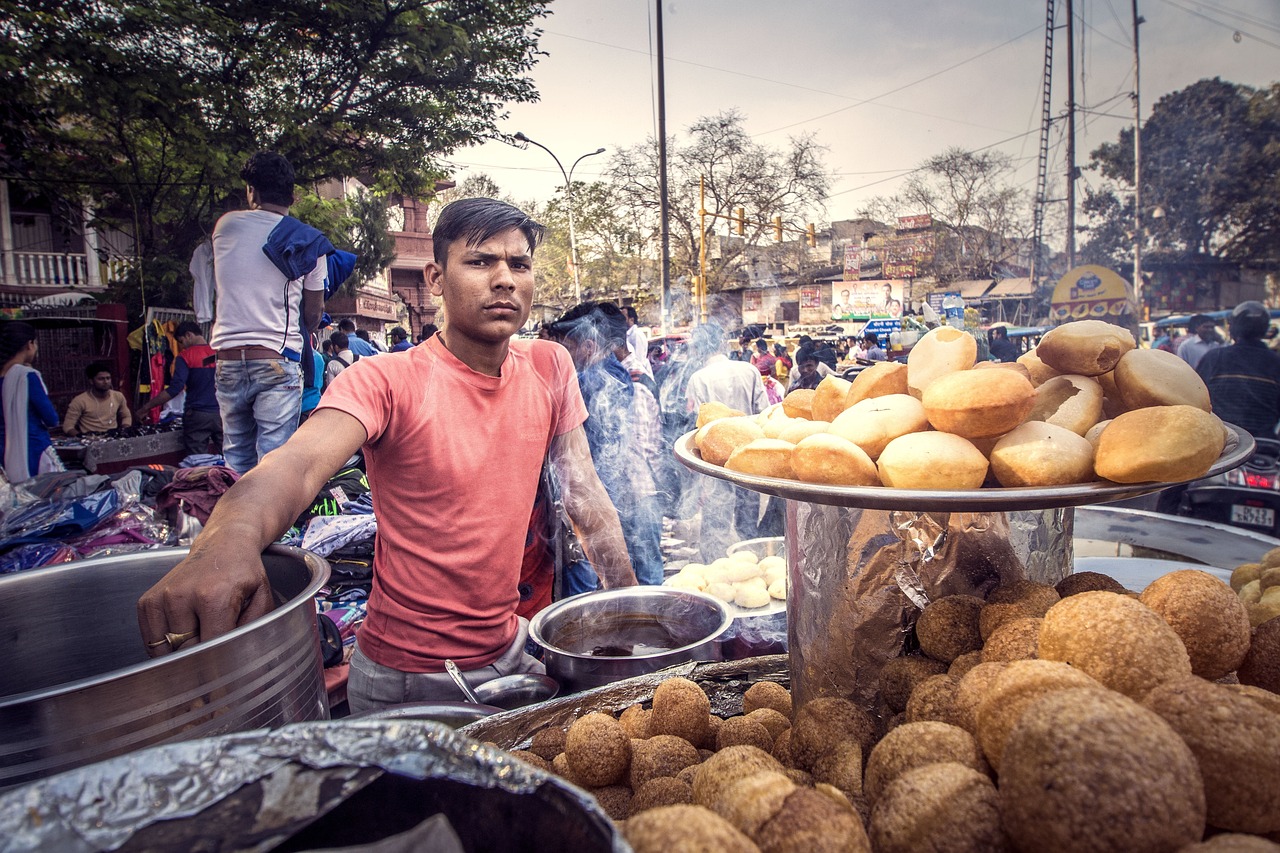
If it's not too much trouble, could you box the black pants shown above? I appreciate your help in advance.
[183,408,224,456]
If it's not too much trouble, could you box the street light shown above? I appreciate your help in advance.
[513,132,606,303]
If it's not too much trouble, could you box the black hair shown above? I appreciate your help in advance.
[419,323,438,341]
[798,353,819,365]
[1188,314,1215,329]
[174,321,202,338]
[0,321,37,365]
[756,338,768,351]
[240,151,296,207]
[389,327,408,340]
[689,321,725,362]
[355,329,370,341]
[623,306,639,323]
[85,360,113,381]
[337,318,356,332]
[1231,313,1269,341]
[329,331,349,349]
[549,301,628,349]
[863,332,879,346]
[432,198,544,267]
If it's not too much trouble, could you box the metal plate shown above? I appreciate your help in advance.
[674,424,1255,511]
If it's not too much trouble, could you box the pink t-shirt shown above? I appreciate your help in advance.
[317,336,587,672]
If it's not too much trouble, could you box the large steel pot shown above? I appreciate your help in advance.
[0,545,329,789]
[530,587,732,693]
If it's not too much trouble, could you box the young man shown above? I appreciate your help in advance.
[324,331,356,387]
[63,361,131,436]
[388,327,412,352]
[137,198,636,711]
[622,306,652,378]
[1177,314,1223,371]
[1197,301,1280,438]
[134,322,222,455]
[339,318,378,358]
[790,353,822,390]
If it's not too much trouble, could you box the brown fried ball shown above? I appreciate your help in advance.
[743,681,793,717]
[1232,563,1265,593]
[619,704,653,739]
[915,595,985,663]
[509,749,552,772]
[702,714,723,750]
[1225,682,1280,715]
[676,764,700,787]
[864,721,988,804]
[1140,569,1252,680]
[713,771,797,837]
[529,725,568,760]
[650,677,712,746]
[1143,676,1280,834]
[1238,616,1280,693]
[904,673,960,725]
[592,784,634,821]
[631,777,694,813]
[974,659,1098,771]
[987,579,1060,616]
[692,745,785,809]
[1179,834,1280,852]
[718,716,775,753]
[1038,590,1192,699]
[811,739,864,798]
[978,601,1035,641]
[869,762,1004,853]
[879,655,948,713]
[1262,567,1280,592]
[565,712,632,787]
[789,697,876,771]
[629,734,701,790]
[771,728,795,767]
[948,650,984,679]
[1000,687,1205,853]
[754,787,872,853]
[980,617,1042,663]
[1055,570,1129,597]
[1264,547,1280,568]
[745,707,791,741]
[950,662,1007,736]
[624,804,760,853]
[552,752,584,786]
[783,768,813,787]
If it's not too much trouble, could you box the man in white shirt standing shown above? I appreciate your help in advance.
[209,152,325,474]
[1177,314,1223,371]
[623,306,653,378]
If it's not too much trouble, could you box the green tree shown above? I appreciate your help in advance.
[0,0,548,318]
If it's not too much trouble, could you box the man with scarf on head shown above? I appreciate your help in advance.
[547,302,663,587]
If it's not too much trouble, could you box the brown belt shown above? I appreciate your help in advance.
[216,346,285,361]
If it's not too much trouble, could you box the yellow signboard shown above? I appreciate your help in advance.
[1050,265,1136,322]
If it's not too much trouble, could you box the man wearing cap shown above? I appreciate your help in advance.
[388,327,412,352]
[1197,302,1280,438]
[1177,314,1223,371]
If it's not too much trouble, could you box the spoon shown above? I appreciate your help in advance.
[444,659,482,704]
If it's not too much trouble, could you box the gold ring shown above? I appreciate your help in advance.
[145,637,170,649]
[165,630,197,648]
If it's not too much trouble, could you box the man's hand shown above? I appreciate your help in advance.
[549,426,638,589]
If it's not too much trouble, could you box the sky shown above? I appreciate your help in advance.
[449,0,1278,235]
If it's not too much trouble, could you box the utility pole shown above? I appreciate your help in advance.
[1066,0,1077,270]
[656,0,672,333]
[1132,0,1145,318]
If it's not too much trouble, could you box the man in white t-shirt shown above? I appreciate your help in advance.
[209,152,325,473]
[623,306,653,378]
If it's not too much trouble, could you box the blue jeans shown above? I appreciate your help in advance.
[215,359,302,474]
[623,493,665,585]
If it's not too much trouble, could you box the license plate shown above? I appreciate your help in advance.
[1231,504,1275,528]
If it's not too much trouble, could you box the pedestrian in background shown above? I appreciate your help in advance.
[63,360,131,436]
[134,322,221,455]
[1177,314,1223,371]
[388,327,412,352]
[1197,302,1280,438]
[339,318,378,358]
[0,322,61,482]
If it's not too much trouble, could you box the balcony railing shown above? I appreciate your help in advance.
[1,251,132,290]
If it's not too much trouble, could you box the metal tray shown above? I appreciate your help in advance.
[674,423,1254,511]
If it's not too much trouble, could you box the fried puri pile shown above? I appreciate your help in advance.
[692,320,1232,491]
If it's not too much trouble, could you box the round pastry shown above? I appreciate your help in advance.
[1017,349,1060,386]
[1113,347,1213,411]
[1095,370,1129,418]
[1094,405,1226,484]
[921,368,1036,439]
[791,433,880,486]
[829,394,929,460]
[989,421,1096,487]
[781,389,816,419]
[845,361,909,405]
[696,400,745,428]
[1026,374,1105,435]
[725,438,797,479]
[907,326,978,399]
[877,431,989,490]
[974,360,1034,382]
[1083,418,1111,450]
[697,416,765,466]
[775,419,830,445]
[1035,320,1136,376]
[811,376,854,423]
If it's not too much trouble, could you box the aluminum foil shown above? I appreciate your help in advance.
[788,504,1072,712]
[0,719,625,853]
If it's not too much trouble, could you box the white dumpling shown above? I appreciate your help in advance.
[705,582,737,602]
[735,581,772,609]
[768,578,788,600]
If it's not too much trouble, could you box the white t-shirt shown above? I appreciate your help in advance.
[686,354,767,416]
[209,210,325,355]
[627,324,653,378]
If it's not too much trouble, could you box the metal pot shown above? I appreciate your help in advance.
[474,674,560,710]
[529,587,732,693]
[0,545,329,789]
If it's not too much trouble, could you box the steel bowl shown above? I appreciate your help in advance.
[473,674,561,710]
[345,702,504,727]
[529,587,733,693]
[723,537,789,658]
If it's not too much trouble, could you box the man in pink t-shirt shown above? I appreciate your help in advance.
[138,198,637,710]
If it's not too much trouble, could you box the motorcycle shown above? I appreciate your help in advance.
[1177,436,1280,538]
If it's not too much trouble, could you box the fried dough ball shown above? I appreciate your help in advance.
[714,771,797,837]
[1056,570,1128,597]
[782,389,816,420]
[565,712,632,787]
[789,697,877,770]
[629,734,701,790]
[693,745,785,809]
[915,595,985,663]
[1264,547,1280,568]
[1238,616,1280,693]
[743,680,793,717]
[754,787,872,853]
[552,751,584,786]
[811,739,864,799]
[1225,682,1280,715]
[868,762,1004,853]
[624,804,760,853]
[999,687,1206,853]
[783,768,813,787]
[1263,566,1280,592]
[974,659,1098,771]
[978,601,1035,640]
[745,708,791,741]
[846,361,909,405]
[699,417,766,466]
[1035,319,1136,376]
[1179,836,1280,852]
[509,749,552,772]
[529,726,568,760]
[948,650,984,679]
[1095,405,1227,484]
[864,721,987,804]
[812,376,854,423]
[1231,563,1264,592]
[697,401,745,428]
[619,704,653,739]
[1250,594,1280,627]
[950,662,1007,736]
[1037,590,1192,699]
[987,578,1060,615]
[1140,569,1252,680]
[651,677,712,746]
[631,777,694,813]
[592,784,634,821]
[980,617,1042,663]
[771,728,795,767]
[676,764,700,787]
[905,674,960,725]
[879,654,949,714]
[718,716,776,753]
[1144,676,1280,833]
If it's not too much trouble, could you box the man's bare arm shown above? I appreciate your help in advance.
[303,288,324,334]
[549,426,637,589]
[136,408,367,654]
